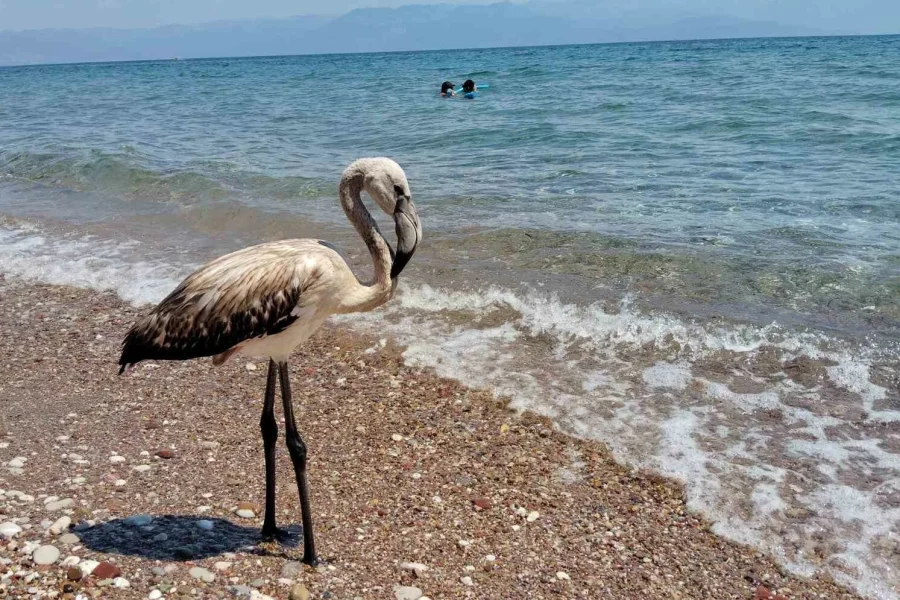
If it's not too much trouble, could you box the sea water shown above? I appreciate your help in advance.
[1,35,899,598]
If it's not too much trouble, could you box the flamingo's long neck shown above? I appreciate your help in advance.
[337,172,394,313]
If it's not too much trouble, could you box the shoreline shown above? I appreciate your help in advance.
[0,276,862,599]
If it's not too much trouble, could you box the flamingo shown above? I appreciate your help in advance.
[117,157,422,565]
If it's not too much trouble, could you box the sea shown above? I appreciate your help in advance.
[1,35,898,599]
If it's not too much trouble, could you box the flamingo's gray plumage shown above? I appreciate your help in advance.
[118,157,421,564]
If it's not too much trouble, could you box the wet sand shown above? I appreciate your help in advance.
[0,277,861,600]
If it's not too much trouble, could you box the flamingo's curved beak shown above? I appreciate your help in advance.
[390,194,421,279]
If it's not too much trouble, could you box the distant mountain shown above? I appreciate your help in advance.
[0,2,833,66]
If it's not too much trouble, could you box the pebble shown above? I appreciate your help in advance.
[229,585,253,597]
[92,562,122,579]
[213,561,232,572]
[289,584,310,600]
[471,497,493,510]
[50,516,72,534]
[7,458,25,468]
[393,585,423,600]
[79,559,100,576]
[196,519,215,531]
[0,522,22,539]
[59,533,80,545]
[133,465,152,473]
[235,503,257,519]
[281,561,302,579]
[245,363,258,371]
[112,577,130,588]
[249,578,266,588]
[109,455,127,463]
[189,566,215,583]
[399,562,428,577]
[33,545,61,565]
[45,498,74,511]
[148,591,163,600]
[526,510,540,522]
[391,434,404,442]
[67,566,83,581]
[556,571,571,581]
[151,567,167,577]
[156,449,175,459]
[124,514,154,527]
[62,556,81,566]
[114,479,127,486]
[153,533,168,542]
[460,576,474,586]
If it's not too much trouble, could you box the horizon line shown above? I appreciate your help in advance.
[2,32,898,70]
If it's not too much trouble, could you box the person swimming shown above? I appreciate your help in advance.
[440,81,456,97]
[462,79,476,94]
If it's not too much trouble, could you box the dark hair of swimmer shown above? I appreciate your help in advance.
[462,80,476,93]
[441,81,455,95]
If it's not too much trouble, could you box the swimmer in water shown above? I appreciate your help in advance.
[440,81,456,97]
[462,79,476,94]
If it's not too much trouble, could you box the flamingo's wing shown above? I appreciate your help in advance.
[118,242,323,372]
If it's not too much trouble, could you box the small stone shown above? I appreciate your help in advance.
[133,465,152,473]
[113,577,131,588]
[0,522,22,539]
[151,567,167,577]
[79,559,100,576]
[391,434,404,442]
[460,576,474,586]
[153,532,168,542]
[556,571,571,581]
[245,363,258,371]
[33,545,61,565]
[526,510,540,522]
[230,585,253,597]
[189,566,215,582]
[50,516,72,535]
[156,449,175,459]
[124,514,153,527]
[457,539,471,548]
[67,566,83,581]
[214,561,232,572]
[149,590,163,600]
[471,497,492,510]
[235,503,257,519]
[281,561,302,579]
[114,479,127,487]
[45,498,74,511]
[399,562,428,577]
[196,519,215,531]
[249,578,266,588]
[109,455,127,463]
[289,583,310,600]
[7,458,25,468]
[93,562,122,579]
[393,585,423,600]
[62,556,81,566]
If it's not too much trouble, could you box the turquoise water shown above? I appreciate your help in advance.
[1,36,899,598]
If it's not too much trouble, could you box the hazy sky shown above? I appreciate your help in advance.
[1,0,898,32]
[0,0,487,30]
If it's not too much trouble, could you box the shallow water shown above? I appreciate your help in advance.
[1,36,899,598]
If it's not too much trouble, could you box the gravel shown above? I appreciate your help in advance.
[0,280,866,600]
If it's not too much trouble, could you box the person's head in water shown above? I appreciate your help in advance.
[441,81,456,96]
[462,80,476,93]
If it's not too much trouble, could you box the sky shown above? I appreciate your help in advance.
[0,0,489,30]
[0,0,897,32]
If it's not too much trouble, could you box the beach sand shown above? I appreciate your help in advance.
[0,276,861,600]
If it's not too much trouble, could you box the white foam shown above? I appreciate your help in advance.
[0,224,187,306]
[642,362,692,390]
